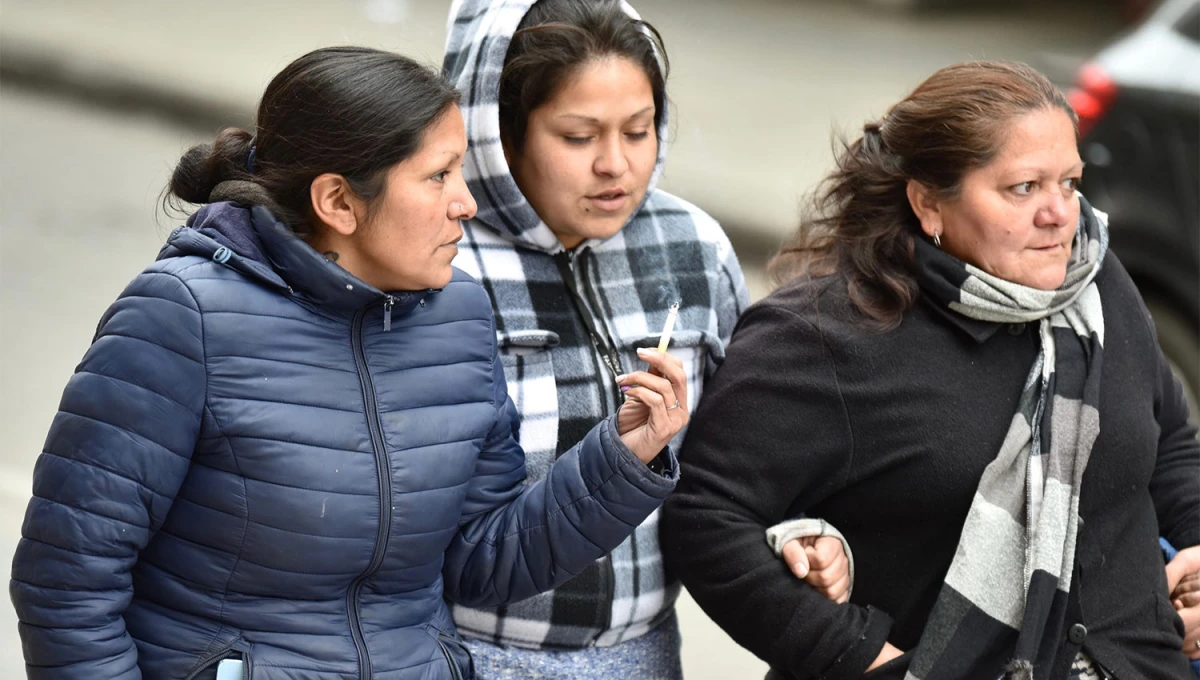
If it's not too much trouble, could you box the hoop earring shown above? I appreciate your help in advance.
[933,232,942,248]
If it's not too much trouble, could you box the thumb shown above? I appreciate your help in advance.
[1166,548,1200,593]
[782,539,810,579]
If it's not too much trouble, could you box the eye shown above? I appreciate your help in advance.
[625,131,651,141]
[564,136,592,145]
[1061,177,1080,192]
[1011,181,1036,196]
[431,170,449,183]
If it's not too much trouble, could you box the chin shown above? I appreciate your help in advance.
[1025,270,1068,291]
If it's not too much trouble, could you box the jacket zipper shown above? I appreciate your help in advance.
[552,249,619,642]
[347,304,395,679]
[383,295,395,331]
[553,250,624,405]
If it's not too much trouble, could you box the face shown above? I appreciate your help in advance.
[915,108,1083,290]
[508,57,658,249]
[353,106,477,291]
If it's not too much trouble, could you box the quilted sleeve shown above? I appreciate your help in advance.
[10,269,206,679]
[441,342,676,607]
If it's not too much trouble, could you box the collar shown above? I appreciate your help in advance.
[919,293,1005,344]
[249,205,430,318]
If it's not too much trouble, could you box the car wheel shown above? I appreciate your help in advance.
[1145,296,1200,427]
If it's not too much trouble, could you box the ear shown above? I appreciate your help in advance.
[906,179,943,239]
[310,173,363,237]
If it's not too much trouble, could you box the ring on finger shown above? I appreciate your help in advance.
[666,399,681,410]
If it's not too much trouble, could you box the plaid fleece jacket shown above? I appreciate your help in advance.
[444,0,750,649]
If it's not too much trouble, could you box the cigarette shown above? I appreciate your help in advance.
[656,301,680,353]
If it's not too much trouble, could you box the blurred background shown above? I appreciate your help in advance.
[1,0,1195,676]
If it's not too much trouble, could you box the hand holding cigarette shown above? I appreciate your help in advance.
[614,301,688,464]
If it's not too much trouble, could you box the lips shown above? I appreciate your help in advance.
[586,189,629,212]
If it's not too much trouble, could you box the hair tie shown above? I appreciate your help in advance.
[246,144,257,175]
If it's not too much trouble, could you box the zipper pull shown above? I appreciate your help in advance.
[383,296,394,331]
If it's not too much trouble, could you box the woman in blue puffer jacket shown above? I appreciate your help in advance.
[9,46,688,680]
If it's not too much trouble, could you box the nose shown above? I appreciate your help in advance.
[449,181,478,221]
[593,134,629,178]
[1034,190,1070,228]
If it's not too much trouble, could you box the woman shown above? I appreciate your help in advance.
[662,61,1199,680]
[10,46,690,680]
[442,0,851,677]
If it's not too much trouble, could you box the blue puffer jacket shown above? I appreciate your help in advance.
[10,202,677,680]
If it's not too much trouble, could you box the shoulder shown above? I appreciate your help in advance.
[436,267,497,325]
[631,190,737,259]
[1095,250,1157,345]
[744,273,856,331]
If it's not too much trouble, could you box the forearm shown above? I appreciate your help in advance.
[663,493,890,679]
[444,416,675,606]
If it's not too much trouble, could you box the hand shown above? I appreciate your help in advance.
[866,642,904,672]
[1178,601,1200,660]
[782,536,851,603]
[1167,545,1200,594]
[615,348,688,464]
[1166,546,1200,660]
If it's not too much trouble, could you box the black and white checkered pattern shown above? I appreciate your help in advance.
[444,0,749,649]
[906,197,1109,680]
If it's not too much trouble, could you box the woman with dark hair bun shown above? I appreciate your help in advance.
[443,0,851,677]
[663,60,1200,679]
[10,45,691,680]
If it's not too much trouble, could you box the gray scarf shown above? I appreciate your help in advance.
[906,196,1109,680]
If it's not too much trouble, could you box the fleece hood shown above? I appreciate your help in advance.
[443,0,670,253]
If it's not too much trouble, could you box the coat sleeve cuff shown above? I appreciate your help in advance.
[807,605,895,680]
[600,415,678,495]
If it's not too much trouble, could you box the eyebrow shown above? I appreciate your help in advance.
[554,106,655,123]
[1005,162,1086,176]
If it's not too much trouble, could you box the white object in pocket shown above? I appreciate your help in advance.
[215,659,245,680]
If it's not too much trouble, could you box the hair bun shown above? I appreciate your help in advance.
[168,128,254,206]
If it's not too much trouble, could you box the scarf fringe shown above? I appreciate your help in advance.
[1003,659,1035,680]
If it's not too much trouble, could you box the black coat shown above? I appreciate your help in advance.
[662,253,1198,680]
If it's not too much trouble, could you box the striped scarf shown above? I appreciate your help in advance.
[906,197,1109,680]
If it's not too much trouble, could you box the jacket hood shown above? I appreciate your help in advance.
[443,0,670,253]
[159,200,428,316]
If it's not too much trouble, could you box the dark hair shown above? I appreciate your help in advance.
[167,46,460,238]
[498,0,669,154]
[769,60,1077,329]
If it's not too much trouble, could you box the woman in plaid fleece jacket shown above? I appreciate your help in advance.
[443,0,850,677]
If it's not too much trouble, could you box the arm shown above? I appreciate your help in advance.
[661,302,892,680]
[441,344,678,607]
[1148,326,1199,552]
[10,270,206,679]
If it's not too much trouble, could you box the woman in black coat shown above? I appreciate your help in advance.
[662,60,1199,680]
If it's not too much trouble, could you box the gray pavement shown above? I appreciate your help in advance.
[0,0,1122,676]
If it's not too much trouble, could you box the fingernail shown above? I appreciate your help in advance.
[620,385,630,393]
[616,373,629,382]
[636,348,652,355]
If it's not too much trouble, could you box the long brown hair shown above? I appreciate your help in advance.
[769,60,1076,328]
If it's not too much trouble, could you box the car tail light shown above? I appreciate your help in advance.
[1067,62,1118,138]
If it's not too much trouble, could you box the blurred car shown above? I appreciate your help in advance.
[1069,0,1200,420]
